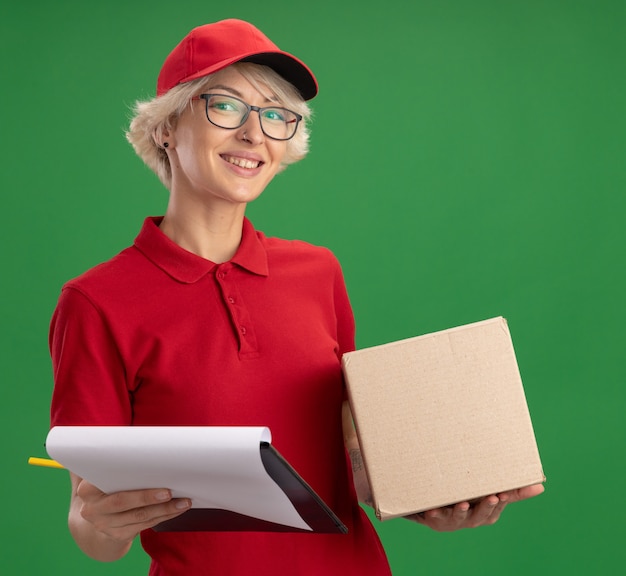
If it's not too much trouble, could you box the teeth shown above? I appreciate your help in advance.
[224,156,260,169]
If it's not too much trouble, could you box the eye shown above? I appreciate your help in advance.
[262,108,287,123]
[214,102,234,111]
[208,96,242,114]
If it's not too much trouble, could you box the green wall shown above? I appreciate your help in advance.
[2,0,624,573]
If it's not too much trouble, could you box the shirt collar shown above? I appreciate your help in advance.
[134,216,269,283]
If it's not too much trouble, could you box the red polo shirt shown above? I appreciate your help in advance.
[50,217,391,575]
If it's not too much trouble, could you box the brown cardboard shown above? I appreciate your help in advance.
[342,317,545,521]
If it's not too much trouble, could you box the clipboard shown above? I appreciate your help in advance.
[44,426,347,534]
[156,442,347,533]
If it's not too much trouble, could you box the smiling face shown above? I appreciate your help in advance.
[165,66,289,209]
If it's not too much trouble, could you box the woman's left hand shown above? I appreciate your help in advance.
[405,483,544,531]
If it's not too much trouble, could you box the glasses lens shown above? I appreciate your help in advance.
[205,95,248,129]
[259,108,300,140]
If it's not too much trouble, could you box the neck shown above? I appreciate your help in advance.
[160,198,246,264]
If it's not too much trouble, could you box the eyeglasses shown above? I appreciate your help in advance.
[193,93,302,141]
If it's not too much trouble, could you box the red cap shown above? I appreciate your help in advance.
[156,19,318,100]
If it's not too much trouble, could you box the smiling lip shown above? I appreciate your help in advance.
[221,154,264,170]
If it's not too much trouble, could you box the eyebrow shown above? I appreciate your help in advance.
[208,84,278,104]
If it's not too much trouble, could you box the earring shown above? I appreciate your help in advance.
[163,142,169,148]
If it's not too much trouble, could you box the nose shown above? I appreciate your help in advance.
[237,110,264,144]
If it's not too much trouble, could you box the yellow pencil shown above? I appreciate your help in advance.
[28,457,65,469]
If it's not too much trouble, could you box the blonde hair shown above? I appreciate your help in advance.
[126,62,312,190]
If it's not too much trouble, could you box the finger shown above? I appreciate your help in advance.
[498,483,545,504]
[451,501,471,524]
[423,506,447,522]
[139,500,193,529]
[85,497,191,541]
[410,508,444,532]
[75,478,107,500]
[404,511,426,525]
[113,498,192,530]
[468,495,500,526]
[78,485,190,528]
[486,499,507,525]
[86,487,175,515]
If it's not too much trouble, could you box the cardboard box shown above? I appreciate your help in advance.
[342,317,545,520]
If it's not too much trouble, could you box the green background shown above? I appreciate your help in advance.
[2,0,624,574]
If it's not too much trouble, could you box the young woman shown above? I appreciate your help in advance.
[49,19,543,575]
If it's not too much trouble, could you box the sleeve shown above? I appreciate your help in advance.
[332,257,356,357]
[49,286,132,427]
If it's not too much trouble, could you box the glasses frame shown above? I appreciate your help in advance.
[193,93,303,141]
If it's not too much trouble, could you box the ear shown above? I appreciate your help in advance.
[154,126,176,150]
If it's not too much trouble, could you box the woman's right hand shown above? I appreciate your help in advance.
[69,472,191,561]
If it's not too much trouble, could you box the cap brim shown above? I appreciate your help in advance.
[174,51,318,101]
[241,52,318,101]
